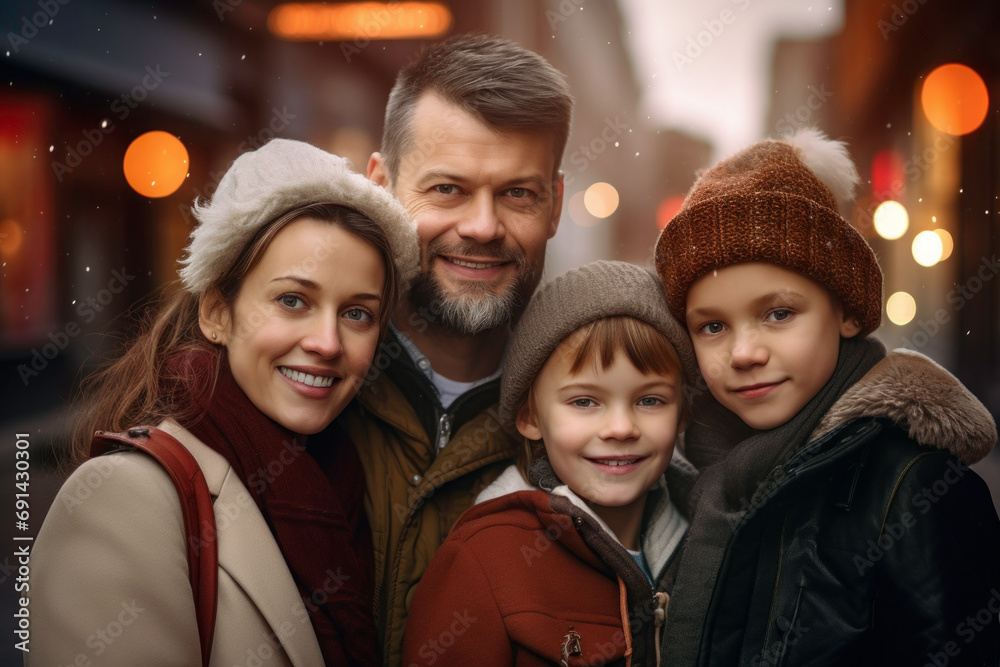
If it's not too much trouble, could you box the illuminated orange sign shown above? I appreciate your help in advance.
[268,2,452,41]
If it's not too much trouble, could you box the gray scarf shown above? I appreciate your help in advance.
[661,335,886,665]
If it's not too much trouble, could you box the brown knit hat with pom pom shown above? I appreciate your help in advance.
[654,128,882,335]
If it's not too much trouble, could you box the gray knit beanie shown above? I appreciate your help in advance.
[499,260,698,436]
[179,138,419,295]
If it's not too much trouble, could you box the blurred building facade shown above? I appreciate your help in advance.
[2,0,701,435]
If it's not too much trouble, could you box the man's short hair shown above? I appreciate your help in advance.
[380,34,574,185]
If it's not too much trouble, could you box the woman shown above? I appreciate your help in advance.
[27,139,418,666]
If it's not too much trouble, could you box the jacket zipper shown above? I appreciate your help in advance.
[435,412,452,451]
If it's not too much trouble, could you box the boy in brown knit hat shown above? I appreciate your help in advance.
[654,128,1000,666]
[402,260,698,666]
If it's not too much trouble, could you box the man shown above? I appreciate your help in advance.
[340,34,573,665]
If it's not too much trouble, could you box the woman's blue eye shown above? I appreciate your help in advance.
[638,397,662,407]
[279,294,305,309]
[345,308,373,322]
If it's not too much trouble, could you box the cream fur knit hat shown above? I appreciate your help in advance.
[179,138,419,294]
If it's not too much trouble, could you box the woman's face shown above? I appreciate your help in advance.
[208,216,386,435]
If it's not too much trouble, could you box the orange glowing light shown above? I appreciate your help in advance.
[921,64,989,136]
[268,2,452,41]
[0,218,24,257]
[656,195,686,230]
[123,131,189,198]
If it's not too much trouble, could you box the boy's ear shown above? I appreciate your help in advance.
[515,402,542,441]
[198,289,231,345]
[839,312,863,339]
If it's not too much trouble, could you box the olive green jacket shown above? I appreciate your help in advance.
[340,333,517,666]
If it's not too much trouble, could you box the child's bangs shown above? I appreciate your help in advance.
[567,316,683,379]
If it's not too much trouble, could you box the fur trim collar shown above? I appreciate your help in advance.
[810,348,997,464]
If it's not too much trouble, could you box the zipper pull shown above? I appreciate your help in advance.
[436,412,452,450]
[560,626,582,666]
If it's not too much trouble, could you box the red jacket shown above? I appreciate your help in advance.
[402,465,691,666]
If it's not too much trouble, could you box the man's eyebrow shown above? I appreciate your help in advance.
[414,169,467,187]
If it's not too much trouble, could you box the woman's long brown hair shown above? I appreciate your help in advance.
[68,203,399,469]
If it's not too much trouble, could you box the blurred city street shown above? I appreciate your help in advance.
[2,0,1000,663]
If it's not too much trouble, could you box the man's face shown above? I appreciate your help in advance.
[369,92,563,335]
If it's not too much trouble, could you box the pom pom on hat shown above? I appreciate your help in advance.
[784,127,859,210]
[179,139,419,295]
[654,128,882,335]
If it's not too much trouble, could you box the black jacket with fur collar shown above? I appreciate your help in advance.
[664,350,1000,666]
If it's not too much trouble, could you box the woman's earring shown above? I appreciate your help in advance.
[212,332,217,341]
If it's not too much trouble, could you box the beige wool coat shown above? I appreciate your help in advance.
[26,420,324,666]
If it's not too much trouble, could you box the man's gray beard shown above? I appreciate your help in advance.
[408,272,528,336]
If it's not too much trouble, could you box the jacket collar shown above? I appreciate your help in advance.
[360,328,503,443]
[157,420,325,667]
[809,348,997,464]
[476,457,691,581]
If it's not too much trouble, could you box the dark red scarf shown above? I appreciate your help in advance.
[168,350,376,665]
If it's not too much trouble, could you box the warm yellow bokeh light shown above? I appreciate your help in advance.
[886,291,916,326]
[873,200,909,240]
[912,230,944,267]
[921,63,989,136]
[123,131,189,198]
[584,182,619,219]
[934,228,954,261]
[268,2,452,41]
[0,218,24,257]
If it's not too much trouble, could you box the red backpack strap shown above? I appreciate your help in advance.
[91,427,218,667]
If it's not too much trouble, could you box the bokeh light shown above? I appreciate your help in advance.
[656,195,686,230]
[934,228,954,261]
[584,182,619,219]
[123,131,189,198]
[568,191,601,227]
[0,218,24,257]
[873,200,909,240]
[269,2,452,41]
[921,63,989,136]
[912,230,944,267]
[886,291,916,326]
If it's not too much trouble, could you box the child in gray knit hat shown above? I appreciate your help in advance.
[403,260,697,666]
